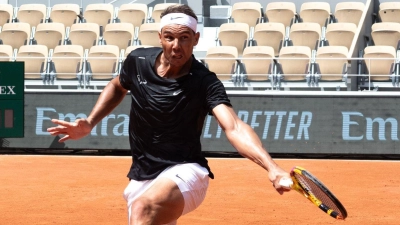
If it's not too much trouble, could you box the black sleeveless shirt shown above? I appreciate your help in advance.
[119,47,231,181]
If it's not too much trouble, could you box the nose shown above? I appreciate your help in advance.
[172,38,180,50]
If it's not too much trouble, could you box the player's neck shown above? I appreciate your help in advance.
[156,54,192,79]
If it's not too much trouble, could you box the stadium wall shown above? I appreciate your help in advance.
[2,91,400,157]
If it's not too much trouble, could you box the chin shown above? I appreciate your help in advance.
[171,58,187,66]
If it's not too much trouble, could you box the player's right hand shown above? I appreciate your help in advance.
[268,167,292,195]
[47,119,93,142]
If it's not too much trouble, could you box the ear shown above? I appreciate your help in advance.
[193,32,200,46]
[158,31,162,45]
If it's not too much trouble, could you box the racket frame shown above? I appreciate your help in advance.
[290,166,347,220]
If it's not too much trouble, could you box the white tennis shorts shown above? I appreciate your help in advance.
[123,163,210,225]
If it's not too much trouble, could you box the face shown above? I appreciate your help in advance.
[159,24,200,67]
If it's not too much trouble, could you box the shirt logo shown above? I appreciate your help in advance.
[137,75,147,85]
[172,90,183,96]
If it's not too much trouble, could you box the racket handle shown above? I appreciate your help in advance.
[279,177,293,189]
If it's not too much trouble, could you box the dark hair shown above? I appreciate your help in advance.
[160,4,198,21]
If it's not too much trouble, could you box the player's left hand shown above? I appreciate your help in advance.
[47,118,93,142]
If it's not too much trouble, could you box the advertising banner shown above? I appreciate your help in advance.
[0,62,24,138]
[2,92,400,155]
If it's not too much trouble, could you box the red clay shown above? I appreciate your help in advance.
[0,155,398,225]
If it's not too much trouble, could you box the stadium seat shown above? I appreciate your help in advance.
[103,23,134,51]
[151,3,179,23]
[334,2,365,26]
[277,46,311,81]
[217,22,249,56]
[363,45,396,81]
[50,45,83,81]
[265,2,296,28]
[240,46,274,81]
[0,44,13,61]
[68,23,99,50]
[231,2,262,28]
[16,4,46,28]
[204,46,238,82]
[49,4,81,28]
[0,22,30,50]
[325,22,357,50]
[34,22,65,50]
[16,44,47,80]
[125,45,153,57]
[137,23,161,47]
[252,22,285,56]
[117,3,148,28]
[371,22,400,50]
[289,22,321,51]
[83,3,114,28]
[299,2,331,28]
[0,4,14,27]
[315,46,348,81]
[86,45,120,81]
[379,2,400,23]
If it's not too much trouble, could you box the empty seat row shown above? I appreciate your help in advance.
[0,3,80,28]
[202,44,399,88]
[2,42,350,89]
[0,44,153,87]
[0,21,162,54]
[204,45,349,89]
[203,46,399,90]
[0,3,178,30]
[6,44,397,90]
[9,44,397,90]
[0,1,366,35]
[215,21,356,56]
[227,1,364,28]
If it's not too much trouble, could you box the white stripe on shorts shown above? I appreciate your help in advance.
[123,163,210,225]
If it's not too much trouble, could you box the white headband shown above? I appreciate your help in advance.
[159,13,197,32]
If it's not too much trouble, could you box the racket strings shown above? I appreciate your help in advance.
[294,173,345,218]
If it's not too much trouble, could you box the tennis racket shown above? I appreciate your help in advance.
[279,166,347,220]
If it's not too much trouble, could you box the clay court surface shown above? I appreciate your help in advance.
[0,155,398,224]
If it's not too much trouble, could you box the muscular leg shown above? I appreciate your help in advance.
[129,177,184,225]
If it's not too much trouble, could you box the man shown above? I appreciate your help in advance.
[47,4,291,225]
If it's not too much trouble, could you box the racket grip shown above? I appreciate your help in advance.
[279,177,293,189]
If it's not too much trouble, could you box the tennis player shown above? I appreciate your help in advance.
[47,4,291,225]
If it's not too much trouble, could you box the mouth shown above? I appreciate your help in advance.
[172,55,183,60]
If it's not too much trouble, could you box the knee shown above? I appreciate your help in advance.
[130,197,154,222]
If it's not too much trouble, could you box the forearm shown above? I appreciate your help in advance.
[86,77,128,128]
[226,121,278,172]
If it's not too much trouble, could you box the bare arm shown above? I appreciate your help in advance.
[212,104,291,194]
[47,76,128,142]
[86,76,128,126]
